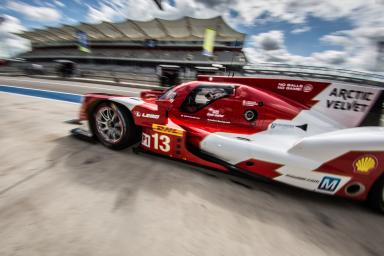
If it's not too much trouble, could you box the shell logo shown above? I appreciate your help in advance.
[354,155,378,174]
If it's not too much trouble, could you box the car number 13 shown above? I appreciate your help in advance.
[142,132,171,152]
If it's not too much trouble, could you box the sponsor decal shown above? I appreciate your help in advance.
[353,155,378,174]
[152,124,183,137]
[242,100,259,107]
[277,83,313,92]
[318,176,341,192]
[270,123,308,131]
[181,114,200,120]
[207,119,230,124]
[286,174,320,184]
[135,111,160,119]
[207,108,224,118]
[141,133,151,148]
[326,88,374,112]
[142,131,172,152]
[303,84,313,93]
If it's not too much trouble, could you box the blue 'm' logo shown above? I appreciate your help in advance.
[318,176,341,192]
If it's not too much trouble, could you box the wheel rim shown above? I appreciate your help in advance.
[95,105,125,144]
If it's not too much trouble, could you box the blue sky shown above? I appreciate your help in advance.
[236,16,354,56]
[0,0,383,71]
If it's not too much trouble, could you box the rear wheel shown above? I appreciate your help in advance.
[368,175,384,214]
[91,102,139,150]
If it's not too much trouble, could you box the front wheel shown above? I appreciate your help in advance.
[91,102,139,150]
[368,175,384,214]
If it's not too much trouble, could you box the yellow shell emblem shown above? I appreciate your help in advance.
[354,156,377,174]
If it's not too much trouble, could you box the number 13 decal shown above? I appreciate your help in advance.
[152,133,170,152]
[142,132,171,152]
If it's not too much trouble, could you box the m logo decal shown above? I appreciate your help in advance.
[318,176,341,192]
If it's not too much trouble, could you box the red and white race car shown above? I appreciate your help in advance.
[72,75,384,213]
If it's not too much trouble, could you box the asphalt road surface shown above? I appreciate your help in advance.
[0,77,384,256]
[0,76,144,96]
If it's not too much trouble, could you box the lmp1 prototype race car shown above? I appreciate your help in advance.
[72,75,384,212]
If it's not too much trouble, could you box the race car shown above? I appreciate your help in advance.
[72,75,384,213]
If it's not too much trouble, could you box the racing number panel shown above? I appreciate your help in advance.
[140,123,227,171]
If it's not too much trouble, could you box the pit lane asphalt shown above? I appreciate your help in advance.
[0,76,143,96]
[0,77,384,256]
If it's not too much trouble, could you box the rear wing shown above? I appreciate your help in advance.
[198,75,383,128]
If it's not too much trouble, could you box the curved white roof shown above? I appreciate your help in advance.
[19,16,245,43]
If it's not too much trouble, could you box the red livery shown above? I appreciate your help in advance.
[72,75,384,213]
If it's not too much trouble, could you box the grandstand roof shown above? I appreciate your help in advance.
[18,16,245,43]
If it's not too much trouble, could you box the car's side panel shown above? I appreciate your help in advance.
[317,151,384,200]
[198,76,383,130]
[199,127,384,199]
[140,121,228,172]
[80,93,229,172]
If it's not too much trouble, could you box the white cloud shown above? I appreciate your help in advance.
[84,0,380,30]
[291,26,311,34]
[0,15,30,58]
[245,30,307,64]
[54,0,65,8]
[87,4,119,22]
[239,1,384,72]
[187,0,376,26]
[86,0,220,23]
[250,31,284,51]
[318,8,384,72]
[311,50,346,65]
[245,27,384,72]
[0,15,25,33]
[245,28,382,72]
[7,1,61,22]
[320,34,351,47]
[244,30,350,67]
[45,2,55,8]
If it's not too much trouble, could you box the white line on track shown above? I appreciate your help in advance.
[0,77,142,94]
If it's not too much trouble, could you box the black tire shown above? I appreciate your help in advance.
[368,175,384,213]
[90,102,140,150]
